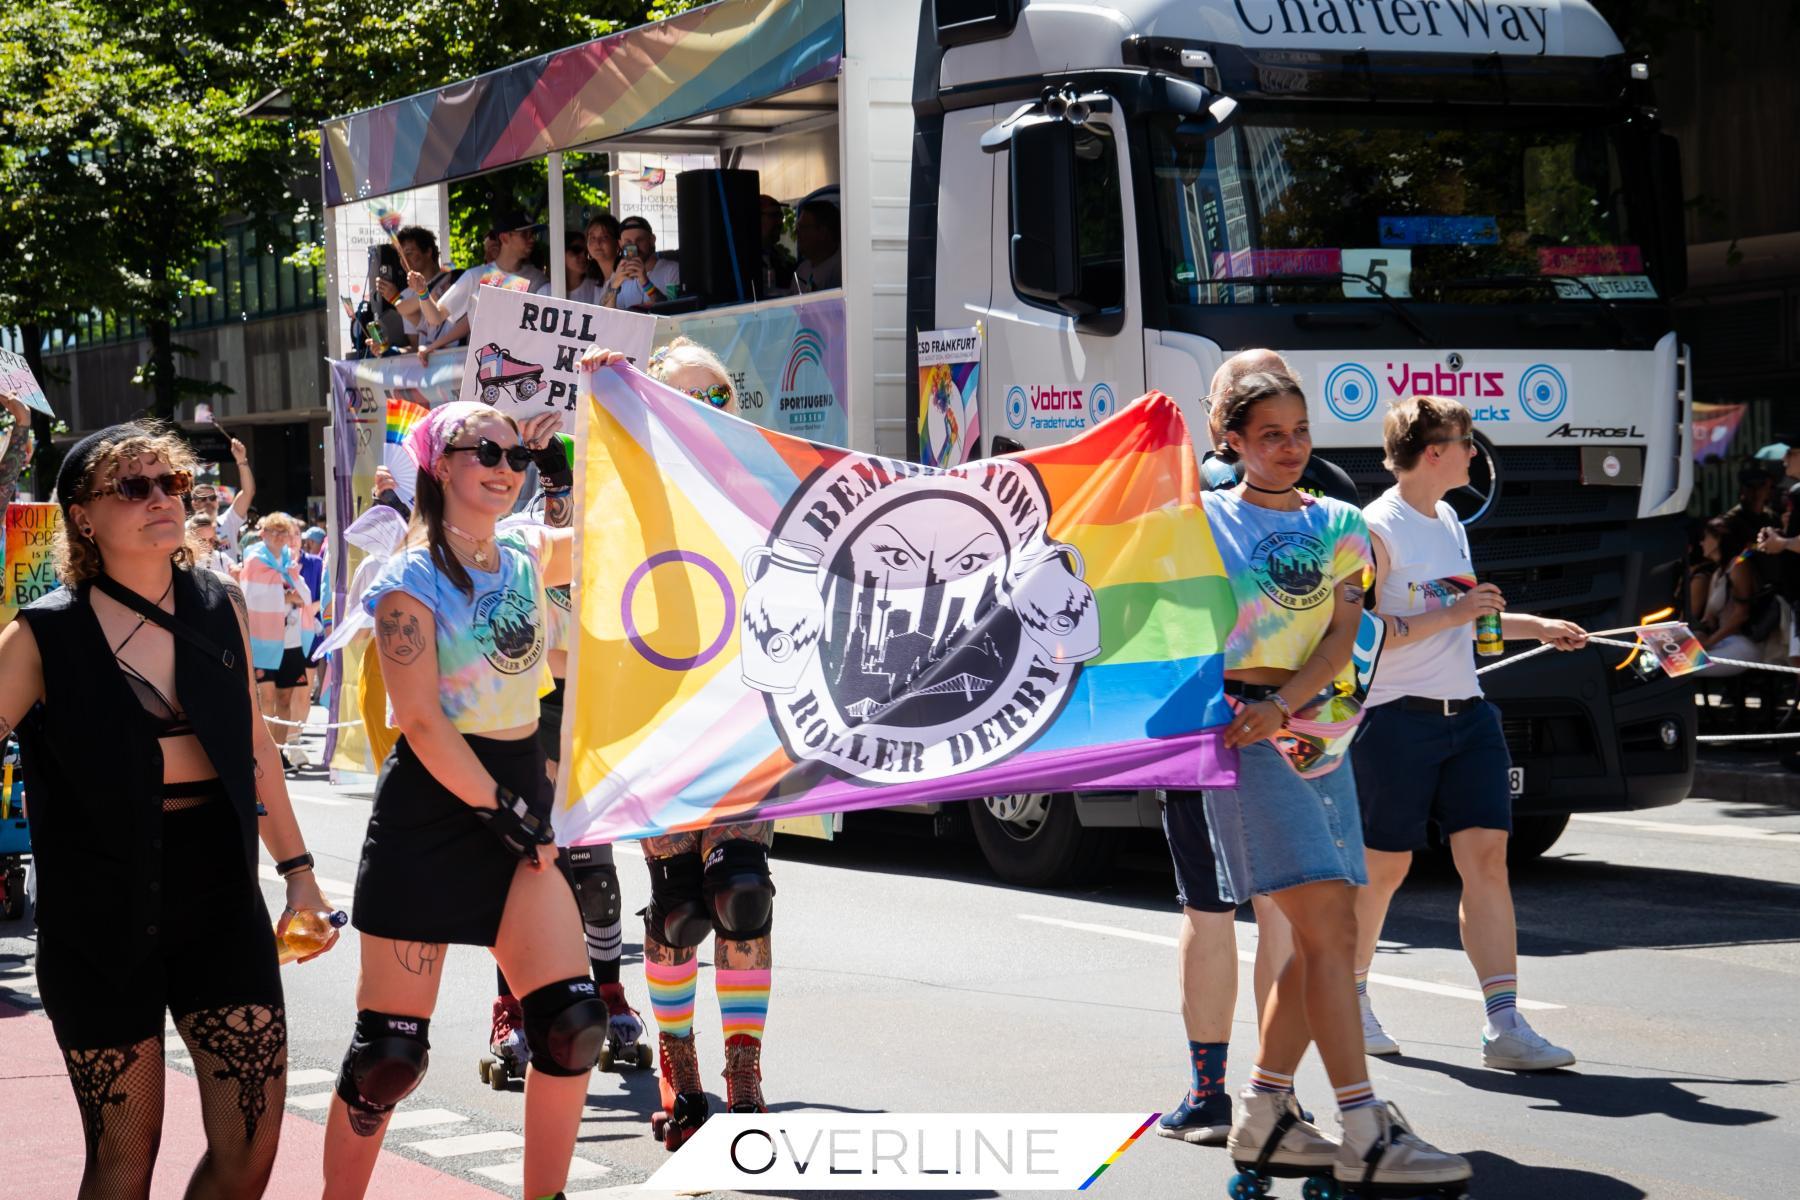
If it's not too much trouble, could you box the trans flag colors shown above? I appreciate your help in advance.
[557,363,1238,845]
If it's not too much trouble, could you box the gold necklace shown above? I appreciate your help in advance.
[443,521,496,568]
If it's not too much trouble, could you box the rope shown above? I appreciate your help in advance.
[1697,732,1800,743]
[1475,629,1800,677]
[261,715,366,730]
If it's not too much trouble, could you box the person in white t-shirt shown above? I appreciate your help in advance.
[187,437,255,560]
[1351,395,1586,1072]
[417,212,550,364]
[187,513,236,577]
[609,216,681,310]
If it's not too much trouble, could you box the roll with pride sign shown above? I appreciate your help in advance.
[557,363,1238,844]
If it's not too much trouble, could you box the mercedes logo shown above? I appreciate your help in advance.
[1446,352,1465,372]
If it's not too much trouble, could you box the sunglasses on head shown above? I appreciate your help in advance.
[684,383,732,409]
[92,471,194,502]
[1430,434,1476,449]
[443,438,534,471]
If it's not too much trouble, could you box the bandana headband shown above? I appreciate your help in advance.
[404,400,501,475]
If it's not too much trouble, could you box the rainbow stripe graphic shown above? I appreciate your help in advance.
[1077,1113,1159,1190]
[781,326,825,390]
[321,0,843,206]
[560,365,1237,844]
[386,397,429,446]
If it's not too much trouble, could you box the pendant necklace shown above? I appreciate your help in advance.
[444,521,495,569]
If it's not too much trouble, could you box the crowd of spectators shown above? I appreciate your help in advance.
[1683,443,1800,692]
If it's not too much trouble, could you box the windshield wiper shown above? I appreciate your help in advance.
[1430,273,1626,339]
[1198,271,1434,346]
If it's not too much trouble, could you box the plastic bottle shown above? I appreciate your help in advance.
[277,908,348,964]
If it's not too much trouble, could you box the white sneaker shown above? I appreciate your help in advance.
[1482,1021,1576,1071]
[1362,998,1401,1056]
[1335,1101,1470,1186]
[1227,1088,1338,1170]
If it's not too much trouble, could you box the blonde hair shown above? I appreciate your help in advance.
[1382,395,1472,473]
[258,511,302,539]
[649,337,735,411]
[56,425,197,586]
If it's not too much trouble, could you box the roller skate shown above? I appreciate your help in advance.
[723,1033,766,1114]
[596,982,652,1071]
[1334,1101,1472,1199]
[477,993,530,1090]
[650,1031,710,1151]
[1224,1088,1340,1200]
[474,342,544,404]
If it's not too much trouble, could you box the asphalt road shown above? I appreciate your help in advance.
[5,723,1799,1199]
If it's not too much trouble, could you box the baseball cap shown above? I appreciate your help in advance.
[619,215,655,235]
[489,207,545,236]
[302,525,326,543]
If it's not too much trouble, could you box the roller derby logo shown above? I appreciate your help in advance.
[474,342,545,406]
[473,586,544,675]
[1249,531,1330,611]
[745,454,1099,784]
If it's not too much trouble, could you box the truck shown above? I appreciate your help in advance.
[320,0,1696,885]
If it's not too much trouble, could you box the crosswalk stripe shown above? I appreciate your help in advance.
[286,1068,338,1087]
[288,1091,335,1110]
[384,1108,469,1131]
[257,863,357,895]
[405,1129,525,1157]
[473,1156,610,1187]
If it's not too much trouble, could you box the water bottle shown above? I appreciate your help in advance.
[277,908,348,964]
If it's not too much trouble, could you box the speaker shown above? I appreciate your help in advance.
[676,168,760,307]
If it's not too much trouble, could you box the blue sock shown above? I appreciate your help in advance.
[1161,1041,1230,1129]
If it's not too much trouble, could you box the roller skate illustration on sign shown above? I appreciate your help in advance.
[475,342,545,405]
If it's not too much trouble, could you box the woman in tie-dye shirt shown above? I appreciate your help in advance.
[1193,372,1471,1189]
[325,400,597,1200]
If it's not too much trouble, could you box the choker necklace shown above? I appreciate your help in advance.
[443,521,495,568]
[1242,481,1296,495]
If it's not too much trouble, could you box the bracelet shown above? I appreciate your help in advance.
[275,852,315,878]
[1267,694,1293,724]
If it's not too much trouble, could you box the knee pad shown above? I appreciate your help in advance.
[645,852,711,949]
[336,1010,430,1118]
[520,977,608,1076]
[703,839,776,940]
[565,846,623,929]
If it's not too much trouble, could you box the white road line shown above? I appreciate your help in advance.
[286,1068,338,1087]
[257,863,357,895]
[1018,914,1562,1011]
[1570,814,1800,844]
[287,1091,336,1110]
[473,1156,610,1187]
[405,1129,525,1157]
[384,1108,469,1131]
[566,1189,653,1200]
[289,792,353,808]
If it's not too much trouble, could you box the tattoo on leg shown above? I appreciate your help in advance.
[348,1108,386,1137]
[392,941,444,976]
[180,1004,288,1141]
[377,606,425,666]
[63,1043,141,1157]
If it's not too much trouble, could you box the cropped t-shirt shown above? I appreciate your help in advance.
[363,528,552,733]
[1203,489,1373,672]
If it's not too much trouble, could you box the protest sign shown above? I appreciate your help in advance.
[1,503,62,625]
[459,289,656,431]
[558,365,1237,845]
[916,326,982,467]
[0,348,53,417]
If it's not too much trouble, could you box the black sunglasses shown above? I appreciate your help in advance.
[1429,434,1477,449]
[93,471,194,502]
[443,439,533,471]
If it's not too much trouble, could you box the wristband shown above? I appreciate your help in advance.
[275,852,315,878]
[1267,694,1293,724]
[475,785,556,864]
[531,440,572,489]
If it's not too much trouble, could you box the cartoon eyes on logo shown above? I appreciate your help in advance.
[953,551,993,574]
[872,544,915,570]
[1517,364,1568,422]
[1324,363,1379,422]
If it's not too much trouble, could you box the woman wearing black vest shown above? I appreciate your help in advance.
[0,422,336,1199]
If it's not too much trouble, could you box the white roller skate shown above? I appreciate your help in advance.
[1334,1101,1472,1197]
[1225,1088,1339,1199]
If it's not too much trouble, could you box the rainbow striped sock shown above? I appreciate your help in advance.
[1355,968,1369,1000]
[1335,1080,1378,1113]
[645,957,698,1039]
[717,968,772,1042]
[1481,973,1520,1028]
[1248,1064,1295,1095]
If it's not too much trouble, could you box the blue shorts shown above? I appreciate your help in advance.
[1202,740,1366,904]
[1162,791,1236,914]
[1353,699,1513,853]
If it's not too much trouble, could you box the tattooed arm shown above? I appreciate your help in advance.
[1366,530,1496,648]
[0,617,46,751]
[0,393,34,509]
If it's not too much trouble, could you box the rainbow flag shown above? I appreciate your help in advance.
[369,200,406,237]
[386,396,429,446]
[559,364,1237,844]
[478,265,535,293]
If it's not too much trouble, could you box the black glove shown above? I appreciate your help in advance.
[475,785,556,864]
[531,440,573,491]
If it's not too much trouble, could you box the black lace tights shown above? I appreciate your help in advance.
[62,1004,287,1200]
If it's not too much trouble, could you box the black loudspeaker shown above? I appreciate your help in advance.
[676,168,760,306]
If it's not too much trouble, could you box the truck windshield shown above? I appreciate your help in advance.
[1145,108,1664,308]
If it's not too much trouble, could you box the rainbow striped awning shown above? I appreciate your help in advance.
[320,0,844,206]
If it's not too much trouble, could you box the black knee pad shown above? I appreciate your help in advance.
[703,839,776,940]
[336,1010,430,1117]
[645,851,711,949]
[565,846,623,929]
[520,977,608,1076]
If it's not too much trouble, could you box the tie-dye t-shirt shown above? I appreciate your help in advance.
[1202,490,1373,671]
[363,528,551,733]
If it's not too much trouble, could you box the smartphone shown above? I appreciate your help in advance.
[622,243,640,260]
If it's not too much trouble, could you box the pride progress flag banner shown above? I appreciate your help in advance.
[560,364,1236,844]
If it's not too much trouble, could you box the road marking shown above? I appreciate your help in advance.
[1017,914,1561,1011]
[258,863,358,894]
[405,1129,526,1157]
[287,1068,338,1087]
[290,791,354,807]
[385,1108,469,1131]
[1571,814,1800,844]
[473,1156,610,1187]
[287,1091,336,1110]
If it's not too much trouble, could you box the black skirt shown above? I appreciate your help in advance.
[353,732,549,946]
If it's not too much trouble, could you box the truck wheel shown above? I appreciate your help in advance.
[967,793,1113,888]
[1508,814,1570,864]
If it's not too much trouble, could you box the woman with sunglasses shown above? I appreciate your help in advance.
[580,337,779,1150]
[1198,374,1471,1194]
[322,401,598,1200]
[1350,395,1584,1072]
[0,422,336,1198]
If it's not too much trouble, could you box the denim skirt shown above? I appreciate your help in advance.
[1202,739,1367,904]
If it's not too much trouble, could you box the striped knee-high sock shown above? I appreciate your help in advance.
[645,957,698,1039]
[717,968,772,1042]
[1334,1080,1378,1113]
[1248,1064,1295,1095]
[1481,973,1520,1029]
[583,914,624,987]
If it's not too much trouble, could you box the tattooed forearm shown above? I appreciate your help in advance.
[376,605,425,665]
[391,941,443,976]
[223,579,251,627]
[542,487,572,529]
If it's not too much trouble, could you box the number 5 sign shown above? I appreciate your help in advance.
[1342,248,1413,299]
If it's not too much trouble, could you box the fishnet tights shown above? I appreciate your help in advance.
[62,1004,288,1200]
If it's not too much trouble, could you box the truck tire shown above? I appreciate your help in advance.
[1508,814,1570,864]
[967,793,1113,887]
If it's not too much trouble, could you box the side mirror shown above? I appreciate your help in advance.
[1653,133,1688,298]
[1175,94,1240,141]
[1009,118,1085,310]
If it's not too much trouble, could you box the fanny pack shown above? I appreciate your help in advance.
[1230,608,1386,780]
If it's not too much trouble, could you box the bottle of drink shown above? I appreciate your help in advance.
[1475,601,1505,658]
[277,908,348,964]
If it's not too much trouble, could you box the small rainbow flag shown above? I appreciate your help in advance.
[560,365,1237,844]
[386,397,429,446]
[369,200,406,237]
[478,266,535,293]
[632,166,667,189]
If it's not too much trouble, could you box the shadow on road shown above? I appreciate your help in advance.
[1387,1055,1782,1127]
[1460,1150,1648,1199]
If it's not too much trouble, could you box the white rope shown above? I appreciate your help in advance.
[1476,629,1800,677]
[262,715,366,730]
[1697,732,1800,742]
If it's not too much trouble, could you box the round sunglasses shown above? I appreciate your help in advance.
[684,383,732,409]
[91,470,194,502]
[443,439,534,471]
